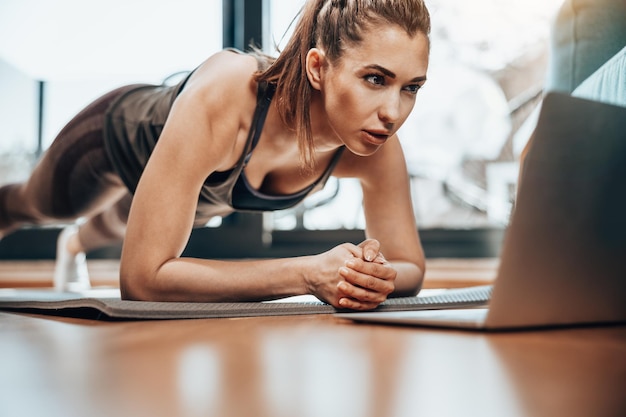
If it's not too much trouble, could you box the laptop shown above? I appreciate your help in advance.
[336,92,626,330]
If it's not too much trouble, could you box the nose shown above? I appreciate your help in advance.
[378,91,401,127]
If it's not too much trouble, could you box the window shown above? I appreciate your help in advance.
[0,0,564,260]
[0,0,223,183]
[264,0,562,233]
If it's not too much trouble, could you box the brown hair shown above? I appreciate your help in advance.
[254,0,431,170]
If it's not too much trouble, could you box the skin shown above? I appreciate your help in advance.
[115,22,429,310]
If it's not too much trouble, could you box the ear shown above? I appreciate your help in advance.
[305,48,326,91]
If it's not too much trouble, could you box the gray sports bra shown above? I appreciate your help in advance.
[210,82,345,212]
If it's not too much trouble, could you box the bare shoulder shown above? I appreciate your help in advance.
[160,50,260,171]
[181,50,259,106]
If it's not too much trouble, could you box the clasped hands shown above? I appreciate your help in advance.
[310,238,397,310]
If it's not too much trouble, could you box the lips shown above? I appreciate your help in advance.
[362,130,390,145]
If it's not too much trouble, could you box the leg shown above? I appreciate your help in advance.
[78,193,133,252]
[0,85,138,239]
[0,85,139,290]
[55,194,133,291]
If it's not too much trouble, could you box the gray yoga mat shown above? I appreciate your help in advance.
[0,285,492,320]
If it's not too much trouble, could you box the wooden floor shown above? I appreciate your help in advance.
[0,257,499,289]
[0,259,121,288]
[1,257,625,417]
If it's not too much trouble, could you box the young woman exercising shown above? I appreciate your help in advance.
[0,0,431,310]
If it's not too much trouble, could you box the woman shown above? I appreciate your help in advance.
[0,0,430,310]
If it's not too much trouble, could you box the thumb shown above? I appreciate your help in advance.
[358,239,380,262]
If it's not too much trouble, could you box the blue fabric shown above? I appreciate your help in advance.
[573,46,626,108]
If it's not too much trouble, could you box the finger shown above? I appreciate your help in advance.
[344,258,396,282]
[337,277,394,303]
[340,242,367,260]
[372,252,388,264]
[358,239,380,262]
[337,296,379,311]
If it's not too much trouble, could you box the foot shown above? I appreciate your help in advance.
[54,225,91,292]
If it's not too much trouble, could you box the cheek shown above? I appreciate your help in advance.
[325,85,371,123]
[397,100,417,127]
[327,88,357,112]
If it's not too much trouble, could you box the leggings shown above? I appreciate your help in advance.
[0,85,141,252]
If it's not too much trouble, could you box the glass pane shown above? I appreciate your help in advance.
[0,59,38,182]
[0,0,222,184]
[265,1,305,53]
[265,0,562,231]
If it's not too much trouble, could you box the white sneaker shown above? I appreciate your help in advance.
[53,225,91,292]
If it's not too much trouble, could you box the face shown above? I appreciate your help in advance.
[309,24,429,156]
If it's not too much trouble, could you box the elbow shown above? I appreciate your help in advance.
[411,259,426,295]
[391,261,425,297]
[119,270,144,301]
[414,262,426,295]
[413,262,426,295]
[119,261,157,302]
[409,276,424,296]
[400,277,423,298]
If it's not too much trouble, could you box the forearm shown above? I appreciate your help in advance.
[120,238,421,307]
[388,260,424,297]
[121,255,312,302]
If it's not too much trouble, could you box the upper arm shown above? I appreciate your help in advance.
[121,52,257,280]
[336,136,424,268]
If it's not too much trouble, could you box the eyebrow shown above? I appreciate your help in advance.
[365,64,427,83]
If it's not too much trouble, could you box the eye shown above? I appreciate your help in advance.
[403,84,422,95]
[364,74,385,86]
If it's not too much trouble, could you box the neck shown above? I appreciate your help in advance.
[260,89,343,171]
[308,90,344,153]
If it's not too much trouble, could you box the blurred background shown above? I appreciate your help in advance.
[0,0,564,259]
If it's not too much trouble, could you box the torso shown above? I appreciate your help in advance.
[242,109,345,195]
[104,49,351,223]
[181,50,347,221]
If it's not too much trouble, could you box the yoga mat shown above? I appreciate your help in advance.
[0,285,492,320]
